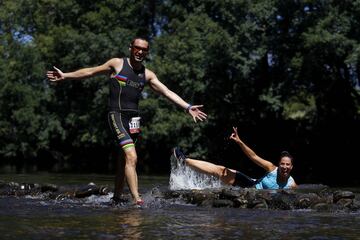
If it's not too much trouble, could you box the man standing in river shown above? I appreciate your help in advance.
[47,37,207,205]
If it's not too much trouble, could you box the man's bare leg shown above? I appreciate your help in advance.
[123,146,141,202]
[185,158,237,185]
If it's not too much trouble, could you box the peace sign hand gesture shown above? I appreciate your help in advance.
[229,127,241,144]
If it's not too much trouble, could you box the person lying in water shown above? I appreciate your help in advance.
[173,127,297,189]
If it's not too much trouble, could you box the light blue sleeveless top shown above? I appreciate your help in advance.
[255,167,294,189]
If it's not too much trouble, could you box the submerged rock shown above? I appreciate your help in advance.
[41,183,58,193]
[333,191,355,203]
[0,180,359,212]
[161,186,359,212]
[295,193,322,208]
[212,199,234,208]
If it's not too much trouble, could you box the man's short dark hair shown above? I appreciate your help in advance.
[130,37,149,47]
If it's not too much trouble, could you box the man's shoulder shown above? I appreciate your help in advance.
[106,58,125,71]
[108,57,124,64]
[145,67,154,73]
[144,68,156,79]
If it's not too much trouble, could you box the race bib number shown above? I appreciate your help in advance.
[129,117,141,134]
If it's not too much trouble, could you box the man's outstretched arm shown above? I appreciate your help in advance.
[46,58,121,82]
[146,69,207,122]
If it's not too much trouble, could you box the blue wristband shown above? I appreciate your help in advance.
[186,104,192,113]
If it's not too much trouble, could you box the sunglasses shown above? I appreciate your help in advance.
[132,45,149,53]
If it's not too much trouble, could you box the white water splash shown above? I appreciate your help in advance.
[169,154,225,190]
[84,194,112,205]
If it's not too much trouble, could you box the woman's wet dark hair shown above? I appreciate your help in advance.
[279,151,294,164]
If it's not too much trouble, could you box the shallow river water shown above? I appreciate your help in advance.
[0,173,359,240]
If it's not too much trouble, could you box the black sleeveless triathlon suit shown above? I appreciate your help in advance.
[107,58,146,150]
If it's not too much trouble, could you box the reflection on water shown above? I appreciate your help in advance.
[1,174,360,240]
[1,195,359,240]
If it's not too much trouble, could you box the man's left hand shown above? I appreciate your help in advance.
[188,105,207,122]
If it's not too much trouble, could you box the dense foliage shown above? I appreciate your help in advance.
[0,0,359,186]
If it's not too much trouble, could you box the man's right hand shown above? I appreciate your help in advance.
[47,66,65,82]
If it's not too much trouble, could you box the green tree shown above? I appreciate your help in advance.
[0,0,359,185]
